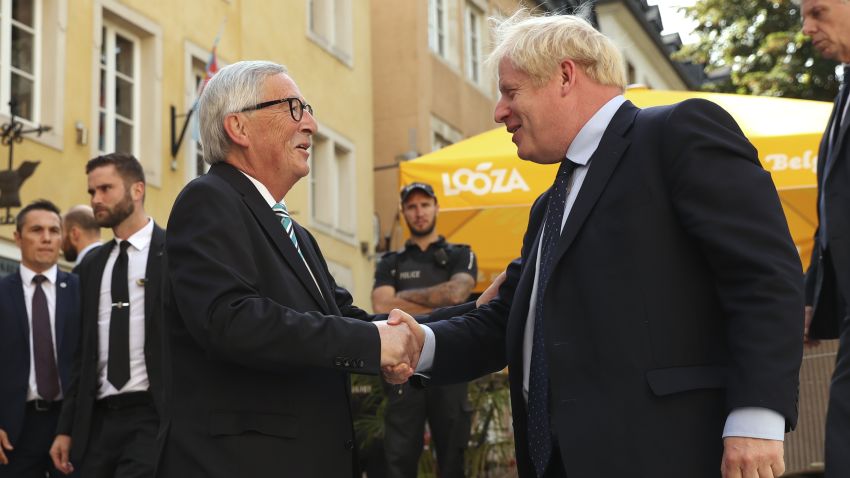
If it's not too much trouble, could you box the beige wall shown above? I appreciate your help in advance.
[372,0,517,252]
[596,3,689,90]
[0,0,376,305]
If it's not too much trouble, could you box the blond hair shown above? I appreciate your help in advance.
[486,7,627,89]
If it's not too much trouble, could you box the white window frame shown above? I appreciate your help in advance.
[428,0,448,58]
[98,21,140,157]
[183,41,211,183]
[0,0,41,124]
[309,123,357,244]
[92,0,163,186]
[430,114,462,152]
[307,0,353,67]
[464,1,482,85]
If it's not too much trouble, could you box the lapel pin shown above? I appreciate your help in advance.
[136,278,147,286]
[59,282,67,288]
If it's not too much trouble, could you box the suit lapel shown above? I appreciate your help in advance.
[210,164,327,308]
[88,240,115,346]
[55,271,70,350]
[9,270,29,347]
[824,92,847,181]
[294,225,336,314]
[551,102,637,267]
[144,225,165,338]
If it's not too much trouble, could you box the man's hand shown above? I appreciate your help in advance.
[721,436,784,478]
[804,305,820,347]
[477,271,506,308]
[375,309,424,383]
[49,435,74,475]
[0,428,12,465]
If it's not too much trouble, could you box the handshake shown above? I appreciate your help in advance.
[375,309,423,385]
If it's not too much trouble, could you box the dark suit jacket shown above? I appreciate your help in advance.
[157,163,467,478]
[425,99,804,478]
[0,269,80,443]
[805,89,850,339]
[56,223,166,463]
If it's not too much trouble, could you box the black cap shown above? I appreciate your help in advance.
[400,182,436,203]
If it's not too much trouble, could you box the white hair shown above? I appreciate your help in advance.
[198,60,288,165]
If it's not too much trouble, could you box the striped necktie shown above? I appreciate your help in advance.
[273,202,302,257]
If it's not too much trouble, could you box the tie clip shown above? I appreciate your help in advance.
[111,302,130,309]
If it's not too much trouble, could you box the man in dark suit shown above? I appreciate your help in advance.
[62,205,101,267]
[157,60,451,478]
[800,1,850,476]
[0,200,80,477]
[50,153,165,477]
[389,10,804,478]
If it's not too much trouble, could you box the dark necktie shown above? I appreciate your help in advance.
[32,274,60,401]
[108,240,131,390]
[528,158,577,477]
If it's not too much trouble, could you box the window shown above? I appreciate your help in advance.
[98,22,138,155]
[184,48,208,183]
[428,0,447,58]
[465,2,483,84]
[95,2,163,185]
[431,115,461,152]
[307,0,353,64]
[310,127,356,239]
[0,0,40,122]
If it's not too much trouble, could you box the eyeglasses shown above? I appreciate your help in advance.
[239,97,314,122]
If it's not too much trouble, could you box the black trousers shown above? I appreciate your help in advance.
[0,402,75,478]
[383,381,472,478]
[825,313,850,478]
[80,397,158,478]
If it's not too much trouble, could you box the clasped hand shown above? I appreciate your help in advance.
[375,309,423,384]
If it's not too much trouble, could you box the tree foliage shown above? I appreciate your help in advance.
[673,0,840,100]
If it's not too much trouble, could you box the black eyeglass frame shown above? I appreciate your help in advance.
[238,97,314,121]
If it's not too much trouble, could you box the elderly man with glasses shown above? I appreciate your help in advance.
[156,60,474,478]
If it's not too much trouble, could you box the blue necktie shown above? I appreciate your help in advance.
[528,158,577,477]
[273,202,302,257]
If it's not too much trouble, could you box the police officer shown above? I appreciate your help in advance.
[372,182,477,478]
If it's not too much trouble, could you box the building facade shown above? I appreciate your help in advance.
[0,0,377,305]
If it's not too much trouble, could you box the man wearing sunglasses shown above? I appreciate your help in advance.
[157,61,466,477]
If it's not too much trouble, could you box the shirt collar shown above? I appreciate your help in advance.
[119,218,154,252]
[20,263,58,285]
[404,235,446,250]
[240,171,289,210]
[76,242,101,265]
[566,95,627,166]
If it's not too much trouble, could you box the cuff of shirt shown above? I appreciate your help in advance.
[722,407,785,441]
[416,324,436,372]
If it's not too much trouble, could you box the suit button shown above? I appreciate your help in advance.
[344,439,354,451]
[343,360,351,368]
[357,359,365,368]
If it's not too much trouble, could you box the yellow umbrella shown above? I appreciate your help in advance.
[400,87,832,291]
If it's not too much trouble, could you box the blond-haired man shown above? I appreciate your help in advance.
[394,9,804,478]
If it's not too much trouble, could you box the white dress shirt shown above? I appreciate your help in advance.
[75,241,101,266]
[423,95,784,441]
[20,263,63,401]
[96,219,153,398]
